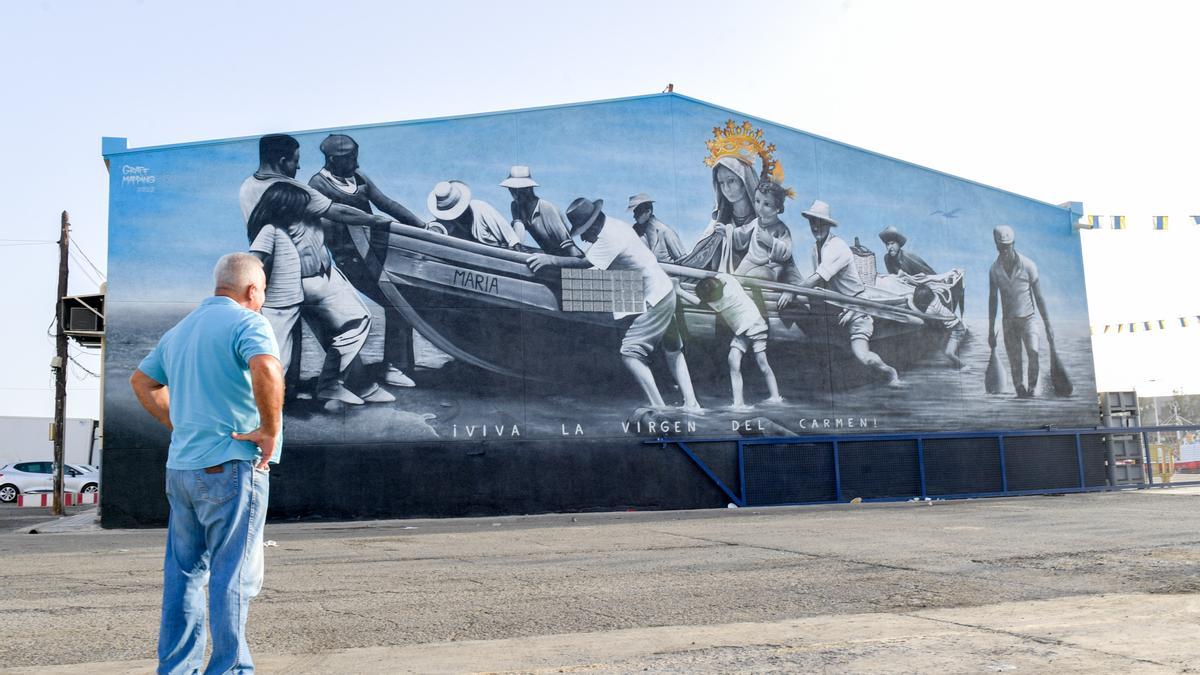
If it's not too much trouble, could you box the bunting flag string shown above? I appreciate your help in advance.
[1091,314,1200,336]
[1081,214,1198,230]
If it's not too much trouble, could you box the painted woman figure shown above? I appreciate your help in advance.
[677,156,761,270]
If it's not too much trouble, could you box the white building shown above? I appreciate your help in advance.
[0,416,99,466]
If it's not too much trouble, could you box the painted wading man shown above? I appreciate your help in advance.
[988,224,1058,398]
[527,198,702,413]
[309,133,425,389]
[240,134,396,409]
[781,200,902,386]
[129,253,282,674]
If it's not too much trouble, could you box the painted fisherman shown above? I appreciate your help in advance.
[526,198,702,413]
[504,165,584,258]
[309,133,422,388]
[627,193,686,263]
[239,133,395,409]
[878,225,935,276]
[781,200,901,386]
[427,180,523,248]
[987,225,1056,398]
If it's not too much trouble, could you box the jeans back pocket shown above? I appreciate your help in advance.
[194,461,240,506]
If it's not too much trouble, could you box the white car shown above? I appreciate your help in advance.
[0,462,100,503]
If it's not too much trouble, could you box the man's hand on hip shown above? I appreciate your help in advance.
[232,428,278,469]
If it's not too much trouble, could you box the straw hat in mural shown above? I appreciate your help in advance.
[878,225,907,247]
[565,197,606,236]
[627,193,654,211]
[427,180,472,220]
[801,199,838,227]
[499,165,539,189]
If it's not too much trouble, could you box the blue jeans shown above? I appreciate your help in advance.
[158,460,269,675]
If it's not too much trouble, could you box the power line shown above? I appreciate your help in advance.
[69,240,106,280]
[67,248,102,287]
[68,354,99,378]
[0,238,55,243]
[0,242,55,247]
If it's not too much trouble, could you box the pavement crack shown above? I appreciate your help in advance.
[649,531,1089,598]
[905,613,1180,669]
[317,601,403,631]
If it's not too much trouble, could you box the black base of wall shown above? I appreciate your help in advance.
[99,439,733,528]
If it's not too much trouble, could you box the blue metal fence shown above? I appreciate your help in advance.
[650,424,1200,507]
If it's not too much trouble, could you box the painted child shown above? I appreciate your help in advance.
[730,180,801,284]
[678,275,783,409]
[911,284,968,369]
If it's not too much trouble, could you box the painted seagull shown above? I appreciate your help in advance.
[930,208,961,218]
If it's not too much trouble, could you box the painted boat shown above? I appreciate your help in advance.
[368,223,948,379]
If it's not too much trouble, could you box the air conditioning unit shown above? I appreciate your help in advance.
[61,293,105,347]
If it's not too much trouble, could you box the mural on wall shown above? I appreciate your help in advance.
[104,94,1097,448]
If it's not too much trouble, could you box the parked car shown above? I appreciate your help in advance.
[0,462,100,503]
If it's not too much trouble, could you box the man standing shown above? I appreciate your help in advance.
[130,253,283,674]
[241,134,395,408]
[988,225,1055,398]
[878,225,935,276]
[309,133,423,388]
[627,193,686,262]
[504,165,584,257]
[527,198,702,412]
[783,200,901,386]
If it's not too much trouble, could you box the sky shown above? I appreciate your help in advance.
[1,0,1197,420]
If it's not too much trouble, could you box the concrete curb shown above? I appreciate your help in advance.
[20,508,100,534]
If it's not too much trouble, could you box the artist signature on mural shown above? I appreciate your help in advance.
[122,165,156,192]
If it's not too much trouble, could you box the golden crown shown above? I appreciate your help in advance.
[704,119,791,196]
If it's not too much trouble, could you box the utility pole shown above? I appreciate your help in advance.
[52,211,70,516]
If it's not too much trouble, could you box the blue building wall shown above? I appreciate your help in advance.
[101,93,1095,526]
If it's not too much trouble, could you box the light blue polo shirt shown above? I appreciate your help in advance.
[137,296,281,470]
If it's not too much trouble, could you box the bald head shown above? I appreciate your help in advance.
[213,253,266,311]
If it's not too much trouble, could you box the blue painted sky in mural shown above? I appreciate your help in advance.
[106,93,1085,328]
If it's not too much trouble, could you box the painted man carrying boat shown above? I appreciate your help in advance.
[505,165,584,258]
[780,199,902,386]
[527,198,702,413]
[240,134,396,409]
[628,193,686,263]
[309,133,424,389]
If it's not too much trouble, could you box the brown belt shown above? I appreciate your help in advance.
[204,465,224,474]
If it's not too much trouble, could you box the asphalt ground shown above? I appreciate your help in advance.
[0,503,72,532]
[2,489,1200,673]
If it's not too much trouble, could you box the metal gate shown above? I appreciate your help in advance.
[652,425,1200,507]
